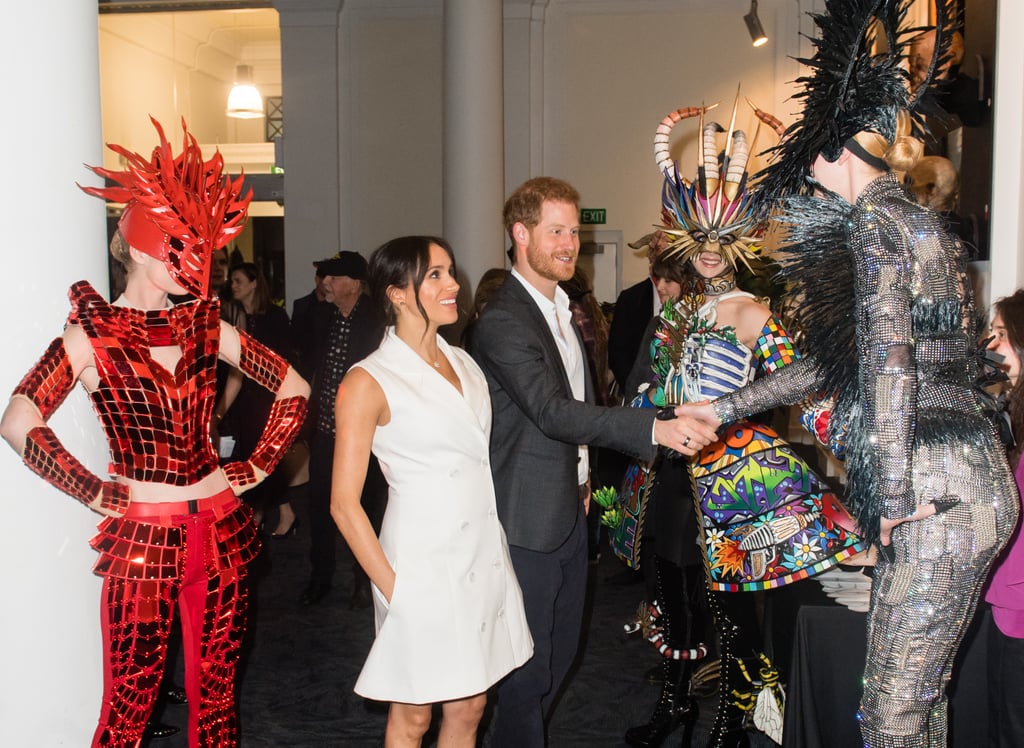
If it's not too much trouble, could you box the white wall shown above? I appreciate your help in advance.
[988,0,1024,304]
[335,0,799,297]
[0,2,109,744]
[535,0,796,294]
[340,3,445,257]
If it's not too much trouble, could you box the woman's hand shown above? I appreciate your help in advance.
[676,401,722,429]
[879,503,938,546]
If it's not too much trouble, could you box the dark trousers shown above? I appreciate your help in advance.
[987,610,1024,747]
[492,503,588,748]
[307,430,386,587]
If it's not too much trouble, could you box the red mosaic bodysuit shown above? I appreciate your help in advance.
[69,280,223,485]
[55,281,265,582]
[11,281,307,747]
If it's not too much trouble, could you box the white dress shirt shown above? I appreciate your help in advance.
[511,269,590,484]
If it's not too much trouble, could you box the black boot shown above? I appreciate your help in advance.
[708,656,751,748]
[624,658,696,747]
[706,594,751,748]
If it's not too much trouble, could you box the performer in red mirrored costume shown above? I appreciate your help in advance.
[0,117,309,748]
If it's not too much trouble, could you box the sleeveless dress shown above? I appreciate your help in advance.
[615,291,865,590]
[352,329,533,704]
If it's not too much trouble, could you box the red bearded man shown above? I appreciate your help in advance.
[0,117,309,747]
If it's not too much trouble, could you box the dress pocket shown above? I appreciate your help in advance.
[374,563,403,617]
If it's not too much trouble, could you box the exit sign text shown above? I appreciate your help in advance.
[580,208,606,225]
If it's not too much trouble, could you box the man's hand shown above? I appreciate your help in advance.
[653,411,718,456]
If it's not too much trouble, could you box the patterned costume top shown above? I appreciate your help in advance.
[643,290,781,406]
[636,292,864,591]
[715,173,1016,544]
[68,281,222,485]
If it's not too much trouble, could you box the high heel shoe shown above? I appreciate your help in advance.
[143,722,179,740]
[271,518,299,538]
[163,682,187,706]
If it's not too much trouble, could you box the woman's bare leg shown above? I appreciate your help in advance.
[385,702,432,748]
[438,693,487,748]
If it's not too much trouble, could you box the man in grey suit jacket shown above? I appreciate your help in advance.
[471,177,716,747]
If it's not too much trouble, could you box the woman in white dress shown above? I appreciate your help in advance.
[331,236,533,747]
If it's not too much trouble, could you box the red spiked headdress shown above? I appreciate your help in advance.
[80,117,252,299]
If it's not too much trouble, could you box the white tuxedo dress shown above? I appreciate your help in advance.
[352,329,533,704]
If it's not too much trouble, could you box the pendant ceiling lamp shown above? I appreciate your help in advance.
[227,64,264,119]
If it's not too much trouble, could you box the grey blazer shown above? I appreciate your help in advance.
[471,275,658,553]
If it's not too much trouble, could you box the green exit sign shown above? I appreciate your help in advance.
[580,208,606,225]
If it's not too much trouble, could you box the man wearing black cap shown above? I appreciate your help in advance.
[302,251,387,606]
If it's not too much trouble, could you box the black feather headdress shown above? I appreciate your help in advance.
[753,0,955,213]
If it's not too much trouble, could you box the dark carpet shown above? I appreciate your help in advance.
[148,495,781,748]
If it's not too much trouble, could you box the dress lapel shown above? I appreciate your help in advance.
[385,331,489,445]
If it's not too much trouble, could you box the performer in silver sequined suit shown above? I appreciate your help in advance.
[710,159,1017,747]
[684,2,1019,745]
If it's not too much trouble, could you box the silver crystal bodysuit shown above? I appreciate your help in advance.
[714,173,1019,747]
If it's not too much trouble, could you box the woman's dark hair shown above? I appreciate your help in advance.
[471,268,509,320]
[651,252,705,297]
[232,262,273,314]
[993,289,1024,467]
[368,235,456,326]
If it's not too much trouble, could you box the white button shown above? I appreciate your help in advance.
[460,521,469,531]
[480,622,487,632]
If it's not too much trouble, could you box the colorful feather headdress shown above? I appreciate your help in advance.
[653,93,784,273]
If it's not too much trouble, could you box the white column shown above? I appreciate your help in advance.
[0,2,109,744]
[443,0,507,296]
[988,0,1024,302]
[274,0,345,308]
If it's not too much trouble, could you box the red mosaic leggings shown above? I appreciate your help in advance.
[91,513,250,748]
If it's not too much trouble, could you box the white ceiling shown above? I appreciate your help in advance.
[100,4,280,82]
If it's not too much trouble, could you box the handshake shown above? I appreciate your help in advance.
[652,401,722,457]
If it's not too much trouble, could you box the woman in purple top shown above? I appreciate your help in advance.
[985,288,1024,747]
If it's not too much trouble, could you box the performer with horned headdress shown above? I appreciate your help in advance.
[0,118,309,747]
[684,2,1018,745]
[616,94,865,748]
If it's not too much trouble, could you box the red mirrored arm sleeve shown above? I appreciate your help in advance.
[12,337,128,515]
[23,425,130,515]
[12,337,76,419]
[221,331,308,493]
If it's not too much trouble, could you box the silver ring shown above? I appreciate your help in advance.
[683,436,691,447]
